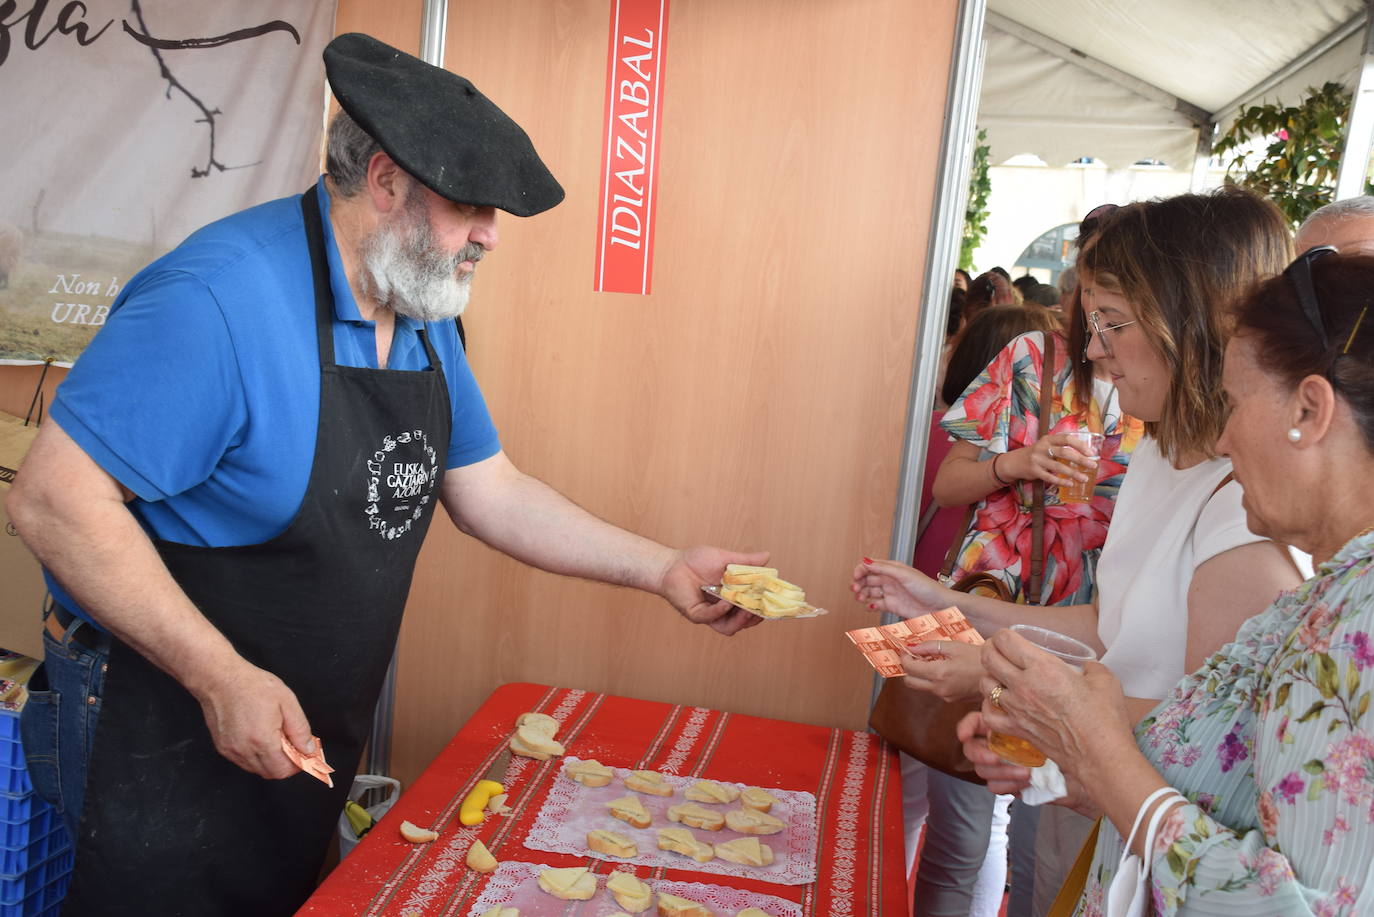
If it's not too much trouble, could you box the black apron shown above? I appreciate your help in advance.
[61,186,452,916]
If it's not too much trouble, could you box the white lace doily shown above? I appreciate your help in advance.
[523,759,818,885]
[467,859,802,916]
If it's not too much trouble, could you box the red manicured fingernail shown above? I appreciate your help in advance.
[868,603,877,610]
[863,557,874,564]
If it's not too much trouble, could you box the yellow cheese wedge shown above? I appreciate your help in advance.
[684,780,740,804]
[606,871,653,913]
[656,827,715,863]
[725,807,785,835]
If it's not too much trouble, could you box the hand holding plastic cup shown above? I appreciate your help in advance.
[985,624,1097,767]
[1057,430,1104,503]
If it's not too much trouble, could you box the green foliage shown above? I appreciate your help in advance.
[960,128,991,271]
[1213,81,1373,227]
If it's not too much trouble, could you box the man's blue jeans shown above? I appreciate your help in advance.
[20,606,108,843]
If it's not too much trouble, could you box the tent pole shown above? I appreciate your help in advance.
[1337,0,1374,200]
[365,0,450,781]
[872,0,987,707]
[1190,121,1216,192]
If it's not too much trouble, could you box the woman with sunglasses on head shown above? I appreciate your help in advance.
[911,207,1142,917]
[964,247,1374,915]
[855,189,1308,913]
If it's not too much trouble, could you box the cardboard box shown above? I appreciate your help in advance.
[0,413,46,660]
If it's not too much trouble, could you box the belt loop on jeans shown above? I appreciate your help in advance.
[44,605,110,652]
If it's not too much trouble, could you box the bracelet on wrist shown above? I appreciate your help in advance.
[991,452,1011,486]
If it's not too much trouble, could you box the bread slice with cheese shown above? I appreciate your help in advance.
[718,587,763,611]
[625,770,675,797]
[761,576,804,598]
[606,794,652,829]
[713,836,774,867]
[564,758,614,787]
[684,779,740,805]
[656,892,714,917]
[724,807,785,835]
[740,787,779,813]
[656,827,715,863]
[721,564,778,586]
[667,802,725,831]
[587,828,638,858]
[605,871,653,913]
[735,910,777,917]
[537,865,597,900]
[478,907,520,917]
[760,591,806,618]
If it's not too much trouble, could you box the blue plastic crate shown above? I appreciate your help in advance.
[0,796,41,830]
[0,849,73,907]
[0,821,67,880]
[0,713,30,798]
[0,810,48,853]
[0,870,69,917]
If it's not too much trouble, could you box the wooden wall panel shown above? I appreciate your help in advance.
[377,0,957,786]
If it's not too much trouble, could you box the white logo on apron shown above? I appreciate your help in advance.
[363,428,439,540]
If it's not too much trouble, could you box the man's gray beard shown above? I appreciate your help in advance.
[359,197,475,322]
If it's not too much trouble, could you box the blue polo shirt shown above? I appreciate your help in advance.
[47,177,501,619]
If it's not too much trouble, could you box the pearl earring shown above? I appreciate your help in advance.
[1287,428,1302,443]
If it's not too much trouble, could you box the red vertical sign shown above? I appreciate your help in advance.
[594,0,669,295]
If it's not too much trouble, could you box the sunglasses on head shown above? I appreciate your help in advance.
[1284,244,1370,360]
[1286,245,1337,350]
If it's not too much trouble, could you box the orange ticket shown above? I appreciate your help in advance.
[280,731,335,787]
[845,607,984,677]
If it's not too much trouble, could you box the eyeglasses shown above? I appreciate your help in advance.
[1083,310,1137,361]
[1285,245,1338,350]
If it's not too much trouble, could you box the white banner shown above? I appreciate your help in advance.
[0,0,336,365]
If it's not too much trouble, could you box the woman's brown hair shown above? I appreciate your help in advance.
[1080,188,1292,464]
[1232,252,1374,451]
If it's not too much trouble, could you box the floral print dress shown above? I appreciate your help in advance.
[1076,529,1374,916]
[940,330,1144,605]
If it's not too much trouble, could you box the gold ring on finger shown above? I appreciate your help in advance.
[989,683,1005,708]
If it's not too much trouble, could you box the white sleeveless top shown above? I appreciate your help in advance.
[1095,437,1259,699]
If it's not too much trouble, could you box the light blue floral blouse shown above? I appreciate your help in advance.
[1076,529,1374,916]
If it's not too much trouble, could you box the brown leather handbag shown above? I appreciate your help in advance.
[868,333,1057,783]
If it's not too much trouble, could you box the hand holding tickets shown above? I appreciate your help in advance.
[280,731,334,787]
[845,608,983,677]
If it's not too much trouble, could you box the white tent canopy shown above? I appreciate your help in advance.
[981,0,1368,169]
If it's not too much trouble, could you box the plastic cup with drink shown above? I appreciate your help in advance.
[985,624,1097,768]
[1057,430,1105,504]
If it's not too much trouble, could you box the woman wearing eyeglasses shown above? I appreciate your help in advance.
[855,188,1308,914]
[909,207,1142,917]
[964,248,1374,915]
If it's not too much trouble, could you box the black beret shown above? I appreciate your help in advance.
[323,33,564,217]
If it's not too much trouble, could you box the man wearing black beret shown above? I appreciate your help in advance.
[7,34,764,916]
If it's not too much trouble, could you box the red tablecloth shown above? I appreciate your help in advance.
[300,682,906,916]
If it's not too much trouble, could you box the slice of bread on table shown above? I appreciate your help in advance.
[725,808,785,835]
[625,770,675,797]
[537,866,596,900]
[607,794,652,828]
[684,779,740,804]
[587,828,638,858]
[667,803,725,831]
[740,787,778,812]
[656,827,715,863]
[564,758,614,787]
[606,871,653,913]
[657,892,714,916]
[712,836,774,867]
